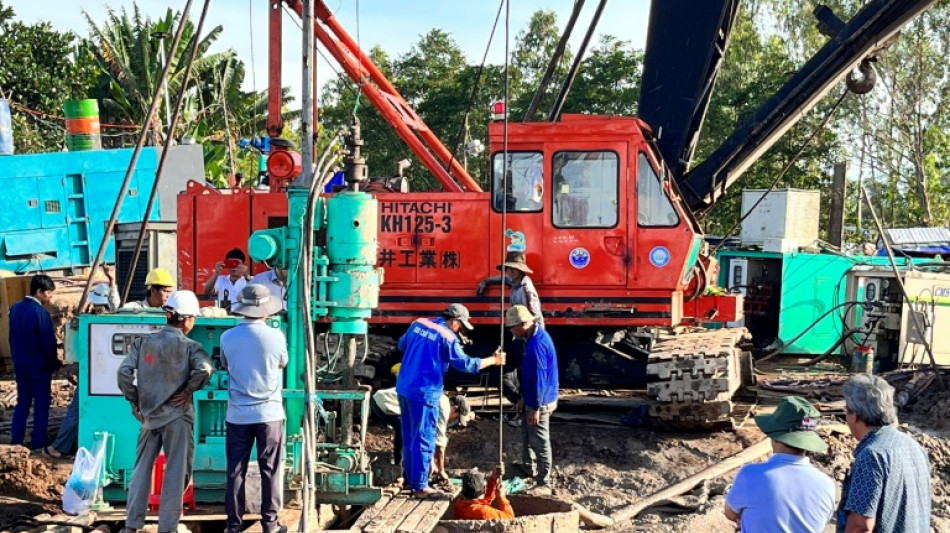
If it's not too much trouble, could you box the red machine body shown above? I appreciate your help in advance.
[178,114,738,326]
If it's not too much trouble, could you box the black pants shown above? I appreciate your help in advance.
[370,400,402,463]
[225,421,284,531]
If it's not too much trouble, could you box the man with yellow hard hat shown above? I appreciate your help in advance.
[121,268,176,309]
[99,266,175,310]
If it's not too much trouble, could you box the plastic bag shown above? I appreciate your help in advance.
[62,484,88,516]
[63,444,105,514]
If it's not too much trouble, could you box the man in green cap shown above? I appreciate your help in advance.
[724,396,836,532]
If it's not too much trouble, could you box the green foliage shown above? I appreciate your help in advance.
[317,10,652,193]
[509,10,572,117]
[0,0,99,152]
[82,5,229,137]
[81,3,296,186]
[755,0,950,237]
[694,4,842,236]
[561,36,643,116]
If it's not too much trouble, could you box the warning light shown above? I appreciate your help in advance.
[491,101,507,121]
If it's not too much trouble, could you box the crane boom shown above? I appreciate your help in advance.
[679,0,935,214]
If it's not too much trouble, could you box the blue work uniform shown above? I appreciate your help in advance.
[395,317,482,490]
[10,296,58,449]
[520,325,559,485]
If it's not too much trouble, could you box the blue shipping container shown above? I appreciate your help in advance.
[0,147,162,272]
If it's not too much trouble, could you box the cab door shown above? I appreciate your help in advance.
[487,151,546,276]
[541,145,627,286]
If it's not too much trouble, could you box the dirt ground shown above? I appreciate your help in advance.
[1,362,949,532]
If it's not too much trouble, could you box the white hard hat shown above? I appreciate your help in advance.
[162,290,200,317]
[88,283,111,306]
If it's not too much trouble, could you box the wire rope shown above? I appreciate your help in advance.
[496,0,511,472]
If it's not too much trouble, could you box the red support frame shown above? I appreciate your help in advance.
[274,0,483,193]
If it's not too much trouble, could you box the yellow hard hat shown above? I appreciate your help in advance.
[145,268,175,287]
[391,363,401,376]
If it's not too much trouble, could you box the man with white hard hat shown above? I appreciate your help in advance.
[117,290,212,533]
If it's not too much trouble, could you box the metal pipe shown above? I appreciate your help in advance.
[299,3,315,531]
[121,0,212,305]
[524,0,585,122]
[341,336,356,446]
[267,0,284,137]
[860,186,944,390]
[549,0,607,121]
[298,0,315,189]
[76,0,195,313]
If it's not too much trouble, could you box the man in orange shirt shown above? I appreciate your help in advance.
[453,468,514,520]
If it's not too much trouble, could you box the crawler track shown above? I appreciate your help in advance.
[646,328,752,425]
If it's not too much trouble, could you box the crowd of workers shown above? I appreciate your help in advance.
[4,248,935,532]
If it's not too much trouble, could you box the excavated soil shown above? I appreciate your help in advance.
[0,361,948,532]
[367,393,950,532]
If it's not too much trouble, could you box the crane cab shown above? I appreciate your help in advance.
[475,114,705,326]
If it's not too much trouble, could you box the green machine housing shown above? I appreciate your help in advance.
[76,179,384,507]
[716,249,919,356]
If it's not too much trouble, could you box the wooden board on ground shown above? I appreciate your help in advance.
[551,412,626,426]
[355,487,458,533]
[556,395,650,410]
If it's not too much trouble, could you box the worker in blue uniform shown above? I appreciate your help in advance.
[395,303,505,498]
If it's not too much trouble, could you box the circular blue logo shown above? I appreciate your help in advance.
[649,246,671,267]
[569,248,591,269]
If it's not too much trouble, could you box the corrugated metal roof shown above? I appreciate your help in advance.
[883,227,950,245]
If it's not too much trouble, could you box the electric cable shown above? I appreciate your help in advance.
[756,300,868,362]
[711,89,849,254]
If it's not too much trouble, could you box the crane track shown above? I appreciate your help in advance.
[646,328,752,425]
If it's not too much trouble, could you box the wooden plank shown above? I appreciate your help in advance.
[95,508,253,522]
[395,498,451,533]
[352,493,396,529]
[363,497,418,533]
[611,438,772,522]
[393,499,445,533]
[557,395,650,410]
[550,412,626,426]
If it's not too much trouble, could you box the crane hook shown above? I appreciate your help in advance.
[846,58,877,95]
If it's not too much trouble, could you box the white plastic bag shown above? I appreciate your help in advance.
[62,484,88,516]
[63,445,104,514]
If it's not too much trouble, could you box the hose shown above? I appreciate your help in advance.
[801,327,863,366]
[756,300,870,362]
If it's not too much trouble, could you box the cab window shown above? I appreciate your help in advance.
[637,153,679,227]
[491,152,543,212]
[552,151,619,228]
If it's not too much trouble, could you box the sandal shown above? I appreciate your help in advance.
[42,446,63,459]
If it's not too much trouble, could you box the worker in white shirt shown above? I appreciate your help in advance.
[249,267,287,310]
[202,248,250,310]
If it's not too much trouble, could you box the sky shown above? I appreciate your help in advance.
[8,0,651,103]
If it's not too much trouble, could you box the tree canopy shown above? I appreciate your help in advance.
[3,1,949,236]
